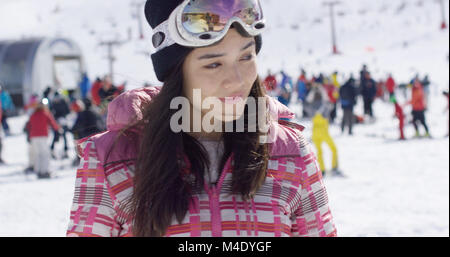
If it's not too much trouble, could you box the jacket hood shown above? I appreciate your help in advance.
[106,86,161,131]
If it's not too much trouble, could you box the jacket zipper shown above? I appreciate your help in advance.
[209,186,222,237]
[206,155,233,237]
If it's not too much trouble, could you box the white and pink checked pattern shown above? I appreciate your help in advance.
[67,129,337,237]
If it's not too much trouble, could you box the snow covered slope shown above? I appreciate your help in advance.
[0,87,448,237]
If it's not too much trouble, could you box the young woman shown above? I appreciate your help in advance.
[67,0,337,237]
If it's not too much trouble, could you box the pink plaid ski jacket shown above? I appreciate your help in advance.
[66,87,337,237]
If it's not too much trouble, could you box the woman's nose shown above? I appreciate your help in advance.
[222,64,244,89]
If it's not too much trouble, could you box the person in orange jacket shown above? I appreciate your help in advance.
[26,99,62,179]
[406,81,430,138]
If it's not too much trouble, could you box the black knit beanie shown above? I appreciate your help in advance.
[145,0,262,82]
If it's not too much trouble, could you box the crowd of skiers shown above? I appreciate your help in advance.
[262,64,445,176]
[0,65,447,179]
[0,75,127,179]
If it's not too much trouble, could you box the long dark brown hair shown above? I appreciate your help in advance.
[119,50,269,237]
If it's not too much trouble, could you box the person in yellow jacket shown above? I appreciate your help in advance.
[331,71,340,89]
[312,113,340,176]
[306,83,343,177]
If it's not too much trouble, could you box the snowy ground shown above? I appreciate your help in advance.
[0,91,448,237]
[300,92,449,237]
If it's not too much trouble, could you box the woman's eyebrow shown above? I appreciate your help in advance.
[241,41,255,51]
[197,41,256,60]
[198,53,225,60]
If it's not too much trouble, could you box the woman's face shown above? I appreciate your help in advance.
[183,28,258,122]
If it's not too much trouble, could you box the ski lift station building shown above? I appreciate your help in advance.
[0,37,86,109]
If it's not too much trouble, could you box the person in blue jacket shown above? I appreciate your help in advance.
[79,72,91,100]
[277,71,293,106]
[339,75,358,135]
[0,86,15,135]
[296,69,308,103]
[360,71,377,119]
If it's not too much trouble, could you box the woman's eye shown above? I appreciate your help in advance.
[205,63,221,69]
[241,54,253,61]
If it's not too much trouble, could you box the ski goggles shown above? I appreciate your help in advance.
[151,0,266,52]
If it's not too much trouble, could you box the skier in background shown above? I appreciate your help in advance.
[98,76,119,106]
[71,98,104,166]
[296,69,309,118]
[50,91,71,159]
[263,70,277,95]
[390,95,406,140]
[79,72,91,100]
[339,75,358,135]
[313,73,324,84]
[331,71,340,89]
[0,86,15,136]
[386,73,396,98]
[71,98,104,141]
[406,80,431,138]
[361,71,377,120]
[26,99,62,179]
[305,83,342,177]
[98,75,119,125]
[0,90,3,164]
[359,64,369,88]
[90,77,103,107]
[23,94,40,173]
[323,75,339,124]
[277,71,293,107]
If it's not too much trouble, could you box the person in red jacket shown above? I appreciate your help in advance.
[386,74,396,97]
[26,100,61,179]
[263,70,277,94]
[390,96,405,140]
[90,78,103,107]
[323,78,338,123]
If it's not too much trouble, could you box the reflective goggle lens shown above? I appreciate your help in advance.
[181,0,262,34]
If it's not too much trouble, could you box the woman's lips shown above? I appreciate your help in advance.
[219,93,245,104]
